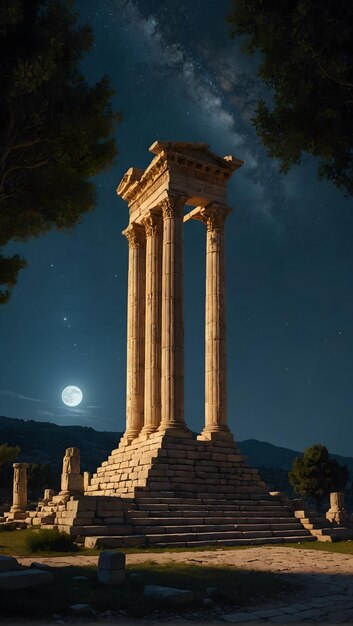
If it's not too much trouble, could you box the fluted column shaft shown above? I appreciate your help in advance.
[142,210,162,434]
[122,223,146,442]
[159,195,188,431]
[199,205,231,440]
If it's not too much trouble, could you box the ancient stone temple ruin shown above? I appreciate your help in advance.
[21,142,319,546]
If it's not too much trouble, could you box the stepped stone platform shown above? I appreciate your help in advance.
[28,432,315,547]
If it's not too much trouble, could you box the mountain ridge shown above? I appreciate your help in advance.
[1,415,352,478]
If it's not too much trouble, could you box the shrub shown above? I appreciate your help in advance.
[0,523,16,532]
[25,529,78,553]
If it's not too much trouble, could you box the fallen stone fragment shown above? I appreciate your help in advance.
[143,585,194,606]
[0,555,19,572]
[30,562,52,571]
[72,575,88,581]
[70,603,93,615]
[0,568,53,590]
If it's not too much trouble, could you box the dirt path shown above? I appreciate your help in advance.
[18,545,353,575]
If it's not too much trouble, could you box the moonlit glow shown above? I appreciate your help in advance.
[62,385,83,407]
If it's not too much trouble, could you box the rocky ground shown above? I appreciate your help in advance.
[14,546,353,623]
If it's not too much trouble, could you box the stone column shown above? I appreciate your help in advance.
[198,204,232,441]
[326,491,349,525]
[122,223,146,442]
[141,210,162,434]
[11,463,28,513]
[159,195,189,434]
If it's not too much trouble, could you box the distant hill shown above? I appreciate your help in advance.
[0,415,121,473]
[1,415,352,482]
[238,438,353,479]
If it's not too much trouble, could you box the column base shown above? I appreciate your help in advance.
[140,425,159,437]
[119,431,141,446]
[158,423,193,438]
[197,427,234,442]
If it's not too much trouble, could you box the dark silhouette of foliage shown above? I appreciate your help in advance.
[227,0,353,196]
[0,0,120,303]
[288,444,349,510]
[25,528,78,552]
[0,443,20,467]
[27,463,53,499]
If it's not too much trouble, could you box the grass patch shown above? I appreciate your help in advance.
[0,562,296,619]
[0,528,83,557]
[285,540,353,555]
[0,528,251,557]
[25,529,78,553]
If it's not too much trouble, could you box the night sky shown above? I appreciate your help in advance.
[1,0,352,456]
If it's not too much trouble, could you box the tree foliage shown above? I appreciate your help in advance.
[288,444,349,510]
[0,443,20,467]
[27,463,53,498]
[227,0,353,196]
[0,0,120,303]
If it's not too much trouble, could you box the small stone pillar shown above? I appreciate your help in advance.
[60,448,83,495]
[11,463,28,513]
[326,491,349,525]
[83,471,92,492]
[43,489,55,501]
[98,551,125,585]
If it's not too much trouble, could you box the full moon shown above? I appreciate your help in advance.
[62,386,83,407]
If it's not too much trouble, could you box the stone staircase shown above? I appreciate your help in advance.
[25,432,318,548]
[78,494,315,548]
[294,510,353,542]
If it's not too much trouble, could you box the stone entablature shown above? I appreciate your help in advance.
[117,141,243,224]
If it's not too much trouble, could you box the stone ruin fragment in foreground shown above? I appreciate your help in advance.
[5,142,351,547]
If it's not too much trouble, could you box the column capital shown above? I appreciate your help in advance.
[200,204,231,231]
[142,210,162,238]
[159,195,187,219]
[122,222,145,248]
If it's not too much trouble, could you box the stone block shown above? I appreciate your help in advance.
[0,556,19,572]
[143,585,193,606]
[98,550,125,585]
[0,568,53,589]
[98,550,125,570]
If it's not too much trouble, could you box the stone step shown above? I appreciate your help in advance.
[311,527,353,539]
[135,497,284,506]
[272,529,309,537]
[79,525,134,536]
[84,533,316,549]
[128,515,302,527]
[128,520,304,534]
[135,506,295,519]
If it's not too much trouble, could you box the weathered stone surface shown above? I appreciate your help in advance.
[70,603,93,615]
[0,568,53,589]
[98,550,125,571]
[143,584,194,605]
[60,448,83,495]
[11,463,28,513]
[30,562,52,571]
[0,555,19,572]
